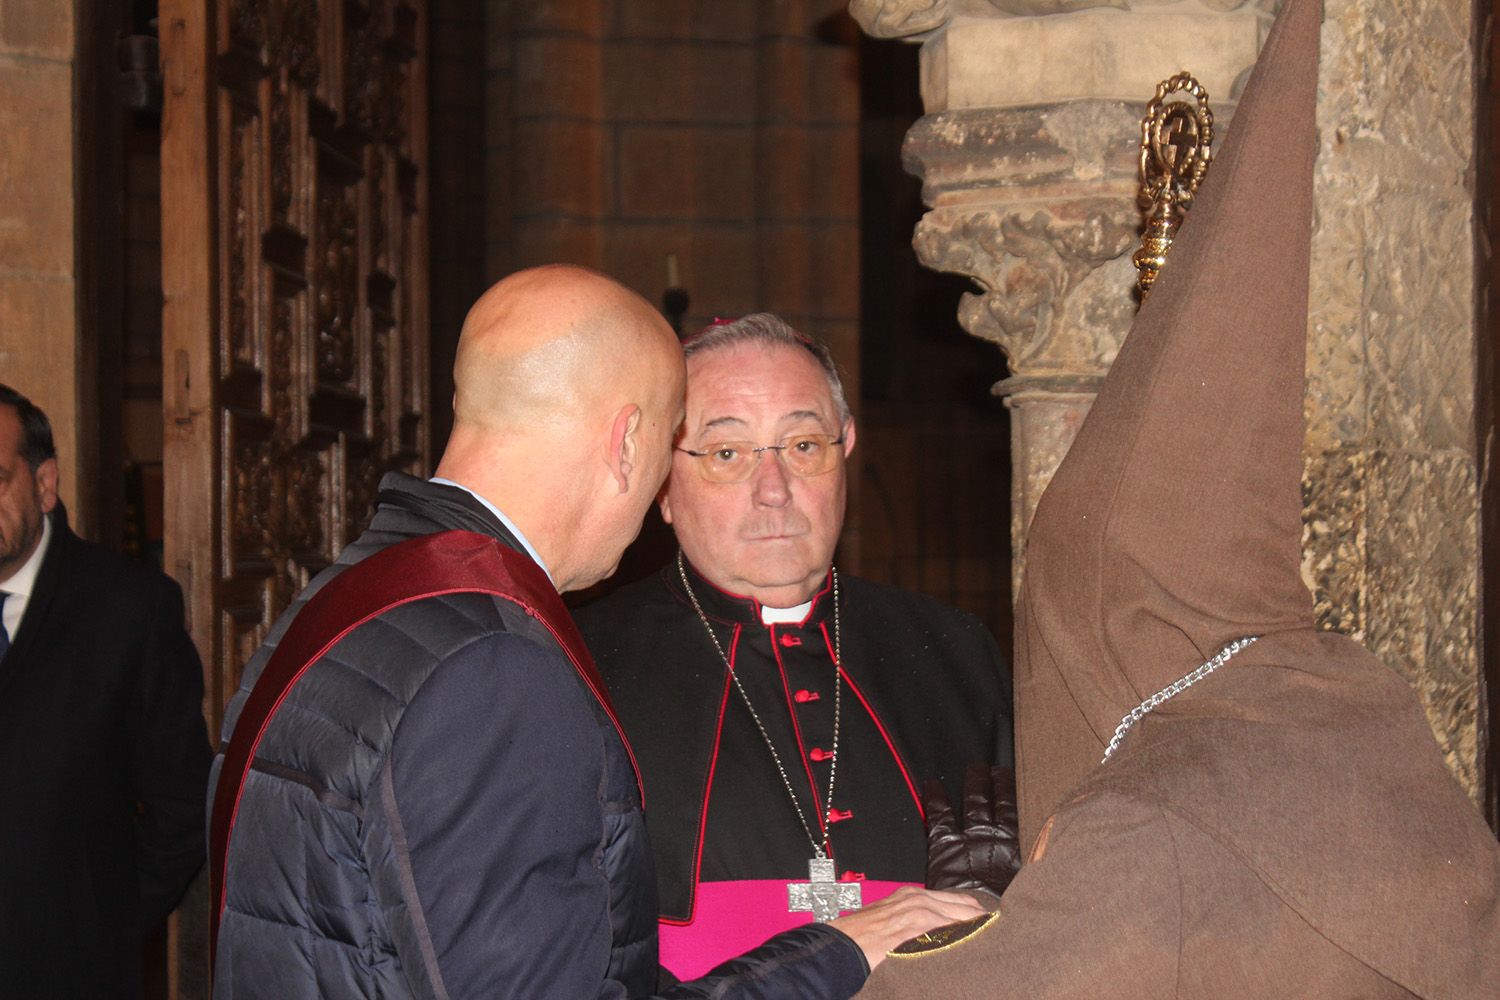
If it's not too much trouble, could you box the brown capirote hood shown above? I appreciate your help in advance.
[1013,0,1500,993]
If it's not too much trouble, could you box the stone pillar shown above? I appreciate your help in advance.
[854,0,1483,797]
[852,0,1274,591]
[0,2,89,528]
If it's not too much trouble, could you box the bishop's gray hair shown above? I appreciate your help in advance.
[682,313,852,423]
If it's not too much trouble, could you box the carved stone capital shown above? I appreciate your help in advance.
[856,1,1275,579]
[902,103,1141,379]
[914,203,1139,374]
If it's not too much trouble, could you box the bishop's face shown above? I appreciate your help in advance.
[660,341,855,608]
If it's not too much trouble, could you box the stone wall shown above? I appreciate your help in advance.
[855,0,1483,796]
[485,0,862,368]
[1305,0,1479,795]
[0,1,84,524]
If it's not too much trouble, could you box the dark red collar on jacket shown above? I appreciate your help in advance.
[209,529,642,964]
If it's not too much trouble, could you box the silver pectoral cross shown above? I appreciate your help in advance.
[787,856,863,922]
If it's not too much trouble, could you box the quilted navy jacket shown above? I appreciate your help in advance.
[209,473,868,999]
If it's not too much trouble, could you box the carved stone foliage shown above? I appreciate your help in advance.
[1298,0,1479,797]
[916,205,1138,374]
[903,103,1141,378]
[1300,449,1366,639]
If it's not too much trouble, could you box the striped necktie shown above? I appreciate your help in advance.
[0,593,9,660]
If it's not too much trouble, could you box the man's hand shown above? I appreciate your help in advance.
[924,763,1022,898]
[828,886,986,970]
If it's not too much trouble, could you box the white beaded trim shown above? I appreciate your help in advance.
[1101,636,1260,763]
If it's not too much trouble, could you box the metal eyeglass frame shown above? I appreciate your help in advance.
[675,434,846,483]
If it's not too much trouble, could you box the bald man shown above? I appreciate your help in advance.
[209,266,980,1000]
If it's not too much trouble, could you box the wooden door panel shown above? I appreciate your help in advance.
[162,0,428,746]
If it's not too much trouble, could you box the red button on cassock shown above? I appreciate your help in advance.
[828,808,854,823]
[779,634,802,647]
[794,689,821,703]
[809,747,833,762]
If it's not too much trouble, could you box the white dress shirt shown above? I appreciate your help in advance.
[427,477,552,584]
[1,514,52,640]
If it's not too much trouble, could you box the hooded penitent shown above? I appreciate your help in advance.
[997,0,1499,992]
[1014,0,1320,851]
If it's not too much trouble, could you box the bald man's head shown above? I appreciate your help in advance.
[451,264,680,435]
[437,264,686,592]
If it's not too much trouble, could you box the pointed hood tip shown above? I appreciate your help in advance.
[1036,0,1324,659]
[1017,0,1325,837]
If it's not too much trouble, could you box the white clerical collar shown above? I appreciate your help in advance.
[427,477,552,584]
[1,513,51,600]
[760,600,813,625]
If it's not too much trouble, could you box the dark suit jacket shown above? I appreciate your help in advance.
[0,510,212,999]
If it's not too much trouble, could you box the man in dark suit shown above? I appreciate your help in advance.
[0,384,213,998]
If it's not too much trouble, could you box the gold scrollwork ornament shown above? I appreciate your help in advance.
[888,910,1002,958]
[1133,72,1214,298]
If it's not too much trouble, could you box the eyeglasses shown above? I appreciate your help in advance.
[677,433,845,484]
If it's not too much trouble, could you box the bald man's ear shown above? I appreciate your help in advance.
[607,404,643,493]
[842,418,857,458]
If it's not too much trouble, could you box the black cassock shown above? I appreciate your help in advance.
[577,559,1011,979]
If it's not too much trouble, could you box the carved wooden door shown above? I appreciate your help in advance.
[160,0,429,746]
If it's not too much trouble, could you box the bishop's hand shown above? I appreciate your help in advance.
[923,763,1022,899]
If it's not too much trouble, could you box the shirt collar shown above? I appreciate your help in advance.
[668,556,835,628]
[427,477,552,584]
[1,514,52,599]
[760,601,813,625]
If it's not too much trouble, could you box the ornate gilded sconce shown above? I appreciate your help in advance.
[1133,72,1214,297]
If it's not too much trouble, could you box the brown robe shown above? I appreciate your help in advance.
[860,0,1500,996]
